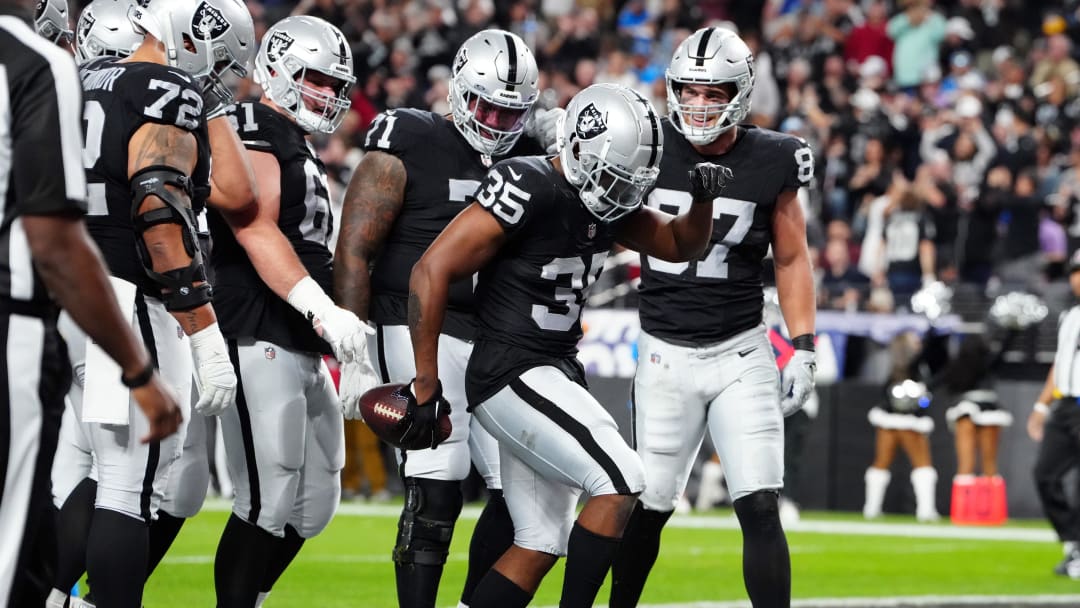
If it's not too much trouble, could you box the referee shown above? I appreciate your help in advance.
[1029,249,1080,579]
[0,2,181,605]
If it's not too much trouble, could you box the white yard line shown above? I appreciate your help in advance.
[201,499,1057,543]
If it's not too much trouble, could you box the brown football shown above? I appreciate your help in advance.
[359,383,453,449]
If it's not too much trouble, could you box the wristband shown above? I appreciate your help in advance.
[1034,402,1050,415]
[791,333,815,352]
[121,361,155,389]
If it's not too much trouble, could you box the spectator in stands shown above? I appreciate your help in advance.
[843,0,893,75]
[914,149,960,281]
[820,238,870,311]
[880,186,937,310]
[888,0,946,90]
[998,169,1047,289]
[1031,34,1080,98]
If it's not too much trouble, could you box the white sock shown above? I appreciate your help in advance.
[911,466,939,520]
[46,588,68,608]
[255,591,270,607]
[863,467,891,518]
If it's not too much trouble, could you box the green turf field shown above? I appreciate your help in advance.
[127,500,1080,607]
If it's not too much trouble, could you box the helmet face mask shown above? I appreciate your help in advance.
[254,17,355,134]
[76,0,144,65]
[35,0,73,45]
[558,84,663,222]
[449,30,539,157]
[666,27,755,145]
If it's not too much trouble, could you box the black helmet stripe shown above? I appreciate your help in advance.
[694,27,715,67]
[628,88,660,168]
[504,32,518,91]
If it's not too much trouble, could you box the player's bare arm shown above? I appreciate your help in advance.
[206,117,258,212]
[1028,364,1057,441]
[408,203,506,401]
[615,204,713,262]
[217,148,312,298]
[772,189,815,338]
[334,150,407,320]
[127,121,216,336]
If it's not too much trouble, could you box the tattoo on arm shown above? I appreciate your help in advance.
[407,291,421,331]
[335,151,407,315]
[178,310,202,335]
[131,124,198,182]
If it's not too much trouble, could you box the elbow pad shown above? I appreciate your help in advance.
[130,165,213,311]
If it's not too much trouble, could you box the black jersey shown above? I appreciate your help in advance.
[638,120,812,345]
[361,108,542,340]
[465,157,618,406]
[207,102,333,354]
[883,209,935,277]
[79,57,211,296]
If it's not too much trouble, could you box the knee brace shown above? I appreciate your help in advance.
[393,478,463,566]
[130,165,212,311]
[733,490,782,537]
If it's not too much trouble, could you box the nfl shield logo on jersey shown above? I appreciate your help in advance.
[176,325,183,340]
[650,352,661,364]
[265,346,277,361]
[587,223,597,238]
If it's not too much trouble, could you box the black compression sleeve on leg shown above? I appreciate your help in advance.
[146,510,185,579]
[734,491,791,608]
[86,509,149,608]
[609,501,674,608]
[561,522,623,608]
[461,489,514,606]
[54,477,96,591]
[214,514,277,608]
[261,524,305,593]
[394,477,463,608]
[469,569,533,608]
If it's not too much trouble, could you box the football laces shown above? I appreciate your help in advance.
[374,403,404,422]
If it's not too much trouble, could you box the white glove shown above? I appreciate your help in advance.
[525,107,566,154]
[189,323,237,416]
[780,349,817,417]
[338,356,381,420]
[286,276,375,364]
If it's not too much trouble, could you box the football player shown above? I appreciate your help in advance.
[608,27,817,608]
[407,82,728,608]
[208,15,376,607]
[61,0,257,605]
[334,29,555,608]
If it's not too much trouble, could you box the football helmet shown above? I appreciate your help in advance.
[449,29,539,157]
[254,16,355,134]
[34,0,73,45]
[666,26,755,145]
[129,0,254,103]
[75,0,144,65]
[558,83,663,222]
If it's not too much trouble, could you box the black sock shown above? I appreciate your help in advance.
[734,492,790,608]
[260,524,305,592]
[609,502,673,607]
[54,477,97,592]
[469,569,532,608]
[146,510,185,579]
[461,490,514,606]
[561,522,622,608]
[86,508,149,608]
[214,514,277,608]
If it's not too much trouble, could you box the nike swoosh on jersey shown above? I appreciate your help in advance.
[507,167,522,181]
[738,346,756,357]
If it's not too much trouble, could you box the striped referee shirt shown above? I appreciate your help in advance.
[0,5,87,307]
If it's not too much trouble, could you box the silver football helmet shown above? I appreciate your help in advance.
[558,83,663,222]
[35,0,73,45]
[129,0,254,102]
[75,0,143,65]
[254,16,355,134]
[666,27,755,145]
[449,29,539,157]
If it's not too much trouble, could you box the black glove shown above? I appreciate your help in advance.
[396,379,453,450]
[688,162,734,201]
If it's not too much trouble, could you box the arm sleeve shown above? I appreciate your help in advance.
[11,54,87,216]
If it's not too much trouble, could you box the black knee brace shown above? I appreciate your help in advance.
[393,478,463,566]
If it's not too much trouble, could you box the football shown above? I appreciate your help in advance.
[358,383,452,449]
